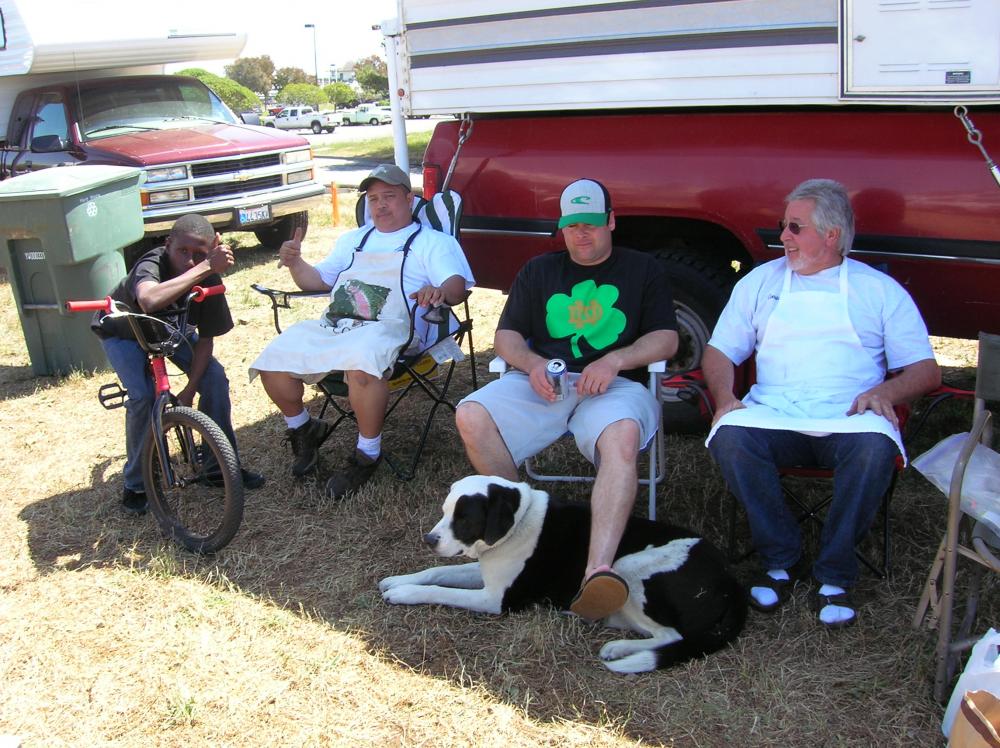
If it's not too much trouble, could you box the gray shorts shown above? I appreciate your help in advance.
[459,371,659,466]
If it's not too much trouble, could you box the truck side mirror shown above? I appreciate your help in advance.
[30,134,67,153]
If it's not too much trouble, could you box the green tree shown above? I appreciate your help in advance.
[276,83,328,108]
[225,55,275,96]
[274,66,312,91]
[354,54,389,100]
[177,68,260,113]
[323,82,359,109]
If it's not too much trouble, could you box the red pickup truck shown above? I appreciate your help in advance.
[422,108,1000,373]
[0,75,326,259]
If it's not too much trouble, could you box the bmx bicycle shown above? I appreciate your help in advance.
[66,284,244,553]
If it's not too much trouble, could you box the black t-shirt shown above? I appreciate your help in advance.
[94,245,233,341]
[498,247,677,381]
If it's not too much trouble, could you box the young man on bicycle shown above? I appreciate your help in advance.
[94,214,264,514]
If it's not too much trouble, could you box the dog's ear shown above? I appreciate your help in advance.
[483,483,521,545]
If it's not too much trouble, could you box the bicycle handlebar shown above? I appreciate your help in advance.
[191,283,226,302]
[65,297,114,313]
[64,284,227,314]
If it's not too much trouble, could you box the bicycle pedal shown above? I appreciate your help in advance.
[98,382,128,410]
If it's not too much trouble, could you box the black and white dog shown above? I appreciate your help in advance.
[379,476,747,673]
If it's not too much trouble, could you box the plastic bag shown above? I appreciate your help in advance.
[913,432,1000,537]
[944,628,1000,739]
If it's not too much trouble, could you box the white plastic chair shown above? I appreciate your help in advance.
[488,357,666,520]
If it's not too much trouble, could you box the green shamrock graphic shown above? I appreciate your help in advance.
[546,279,626,358]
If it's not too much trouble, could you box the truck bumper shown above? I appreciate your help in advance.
[141,182,327,234]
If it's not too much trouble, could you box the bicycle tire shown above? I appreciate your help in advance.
[142,406,244,554]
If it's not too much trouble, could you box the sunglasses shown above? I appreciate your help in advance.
[779,220,811,235]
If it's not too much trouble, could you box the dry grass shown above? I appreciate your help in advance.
[0,197,992,747]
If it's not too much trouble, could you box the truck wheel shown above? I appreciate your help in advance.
[652,248,735,433]
[369,118,379,125]
[253,211,309,250]
[265,122,275,128]
[311,122,322,134]
[324,126,336,133]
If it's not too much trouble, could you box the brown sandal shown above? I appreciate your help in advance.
[570,569,629,621]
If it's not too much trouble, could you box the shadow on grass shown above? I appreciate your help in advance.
[14,349,982,746]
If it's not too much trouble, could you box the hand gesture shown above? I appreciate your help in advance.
[277,227,304,269]
[409,284,444,308]
[207,233,235,274]
[711,396,746,427]
[528,359,558,402]
[576,357,618,397]
[848,389,898,429]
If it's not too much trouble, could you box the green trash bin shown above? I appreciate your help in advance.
[0,166,144,375]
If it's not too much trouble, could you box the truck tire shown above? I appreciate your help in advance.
[342,118,351,126]
[369,118,379,125]
[254,211,309,250]
[265,122,275,128]
[651,248,735,433]
[311,121,322,134]
[324,126,336,133]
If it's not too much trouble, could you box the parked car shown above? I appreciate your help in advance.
[340,103,391,125]
[264,106,337,134]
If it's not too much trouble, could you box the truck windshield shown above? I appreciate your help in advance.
[79,79,239,139]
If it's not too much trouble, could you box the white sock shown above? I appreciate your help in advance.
[357,434,381,459]
[285,410,310,429]
[817,583,854,624]
[750,568,790,608]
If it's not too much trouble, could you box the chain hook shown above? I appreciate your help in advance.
[954,105,1000,188]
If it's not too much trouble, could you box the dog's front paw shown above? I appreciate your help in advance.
[378,574,413,592]
[382,583,428,606]
[599,638,641,661]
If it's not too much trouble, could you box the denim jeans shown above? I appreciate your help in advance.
[708,425,898,587]
[101,334,238,493]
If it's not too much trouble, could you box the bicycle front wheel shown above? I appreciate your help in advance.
[142,406,245,554]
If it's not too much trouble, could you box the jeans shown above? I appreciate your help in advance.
[708,425,898,587]
[101,334,239,493]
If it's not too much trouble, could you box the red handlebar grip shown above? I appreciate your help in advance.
[191,284,226,302]
[64,297,113,313]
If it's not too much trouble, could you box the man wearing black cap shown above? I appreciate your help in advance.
[251,164,474,498]
[456,178,678,621]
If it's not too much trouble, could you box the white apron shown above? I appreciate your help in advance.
[249,227,418,383]
[706,261,905,461]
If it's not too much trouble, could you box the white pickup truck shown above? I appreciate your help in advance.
[264,106,338,134]
[340,103,391,126]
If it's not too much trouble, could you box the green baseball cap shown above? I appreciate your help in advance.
[558,178,612,228]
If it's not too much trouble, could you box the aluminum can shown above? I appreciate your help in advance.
[545,358,568,401]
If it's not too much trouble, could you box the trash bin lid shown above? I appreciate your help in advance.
[0,165,143,200]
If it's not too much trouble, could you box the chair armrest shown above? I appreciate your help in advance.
[251,283,328,334]
[489,356,509,375]
[648,360,667,373]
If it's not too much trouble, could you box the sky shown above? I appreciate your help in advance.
[168,1,399,75]
[30,0,398,77]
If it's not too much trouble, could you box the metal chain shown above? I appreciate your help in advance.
[441,113,473,194]
[954,105,1000,188]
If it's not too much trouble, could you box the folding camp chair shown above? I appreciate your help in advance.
[487,357,667,520]
[665,361,904,577]
[252,189,476,480]
[912,332,1000,702]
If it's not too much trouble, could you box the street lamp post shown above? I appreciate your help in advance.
[304,24,319,85]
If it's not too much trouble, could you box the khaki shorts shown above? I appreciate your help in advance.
[459,371,659,466]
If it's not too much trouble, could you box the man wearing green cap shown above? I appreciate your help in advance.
[456,178,679,621]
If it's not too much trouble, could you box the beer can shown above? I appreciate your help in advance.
[545,358,568,401]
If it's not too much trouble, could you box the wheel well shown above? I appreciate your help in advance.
[613,216,753,277]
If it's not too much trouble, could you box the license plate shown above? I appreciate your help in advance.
[237,204,271,226]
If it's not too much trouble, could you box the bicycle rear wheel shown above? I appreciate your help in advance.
[142,406,244,553]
